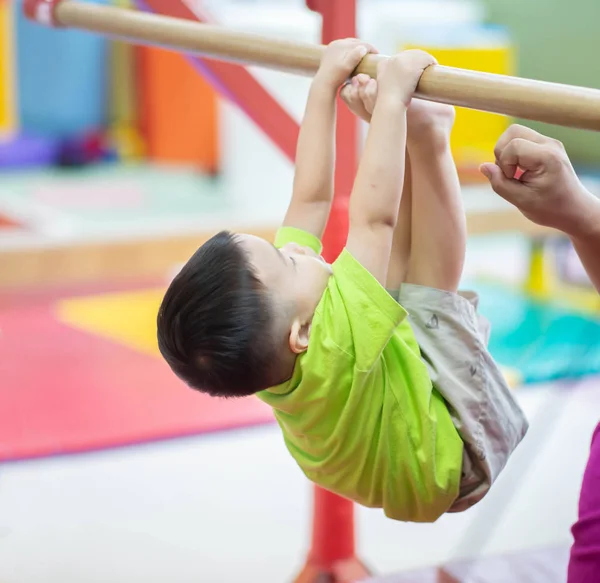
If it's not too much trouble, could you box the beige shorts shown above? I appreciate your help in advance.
[388,283,529,512]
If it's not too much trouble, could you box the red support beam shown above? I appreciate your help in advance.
[138,0,299,162]
[308,0,359,260]
[296,1,368,583]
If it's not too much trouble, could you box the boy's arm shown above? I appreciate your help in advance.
[283,39,373,240]
[282,78,337,239]
[346,51,436,285]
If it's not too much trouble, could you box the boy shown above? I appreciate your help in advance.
[157,41,528,522]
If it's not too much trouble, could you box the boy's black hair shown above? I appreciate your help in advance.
[157,231,283,398]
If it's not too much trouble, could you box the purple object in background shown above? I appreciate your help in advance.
[0,134,61,168]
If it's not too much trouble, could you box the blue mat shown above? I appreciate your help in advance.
[468,282,600,384]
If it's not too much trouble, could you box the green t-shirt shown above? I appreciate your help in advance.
[257,227,463,522]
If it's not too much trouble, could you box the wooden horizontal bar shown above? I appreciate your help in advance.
[24,0,600,131]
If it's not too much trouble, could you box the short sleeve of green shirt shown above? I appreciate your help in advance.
[274,227,322,254]
[260,227,463,522]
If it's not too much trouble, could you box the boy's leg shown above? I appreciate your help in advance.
[340,73,413,292]
[386,152,412,291]
[401,102,528,512]
[405,104,466,291]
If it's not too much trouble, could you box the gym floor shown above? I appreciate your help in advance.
[0,378,597,582]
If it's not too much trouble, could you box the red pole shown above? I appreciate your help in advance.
[295,1,370,582]
[309,488,358,563]
[315,0,358,260]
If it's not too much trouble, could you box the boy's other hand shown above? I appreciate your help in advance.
[340,73,377,123]
[341,77,454,146]
[317,39,377,89]
[481,124,599,236]
[377,50,437,108]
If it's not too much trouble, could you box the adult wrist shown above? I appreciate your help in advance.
[565,189,600,240]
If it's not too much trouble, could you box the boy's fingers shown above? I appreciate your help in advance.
[341,84,362,109]
[339,83,354,103]
[364,79,378,111]
[358,80,368,100]
[341,83,372,121]
[358,78,376,113]
[353,45,369,59]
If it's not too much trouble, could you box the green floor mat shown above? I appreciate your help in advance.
[470,281,600,384]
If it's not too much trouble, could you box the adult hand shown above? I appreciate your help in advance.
[480,124,599,237]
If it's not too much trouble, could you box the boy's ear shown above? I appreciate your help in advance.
[289,319,311,354]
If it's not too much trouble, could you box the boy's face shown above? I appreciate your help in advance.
[237,234,332,339]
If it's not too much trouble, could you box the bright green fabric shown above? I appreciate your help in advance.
[258,227,463,522]
[274,227,323,255]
